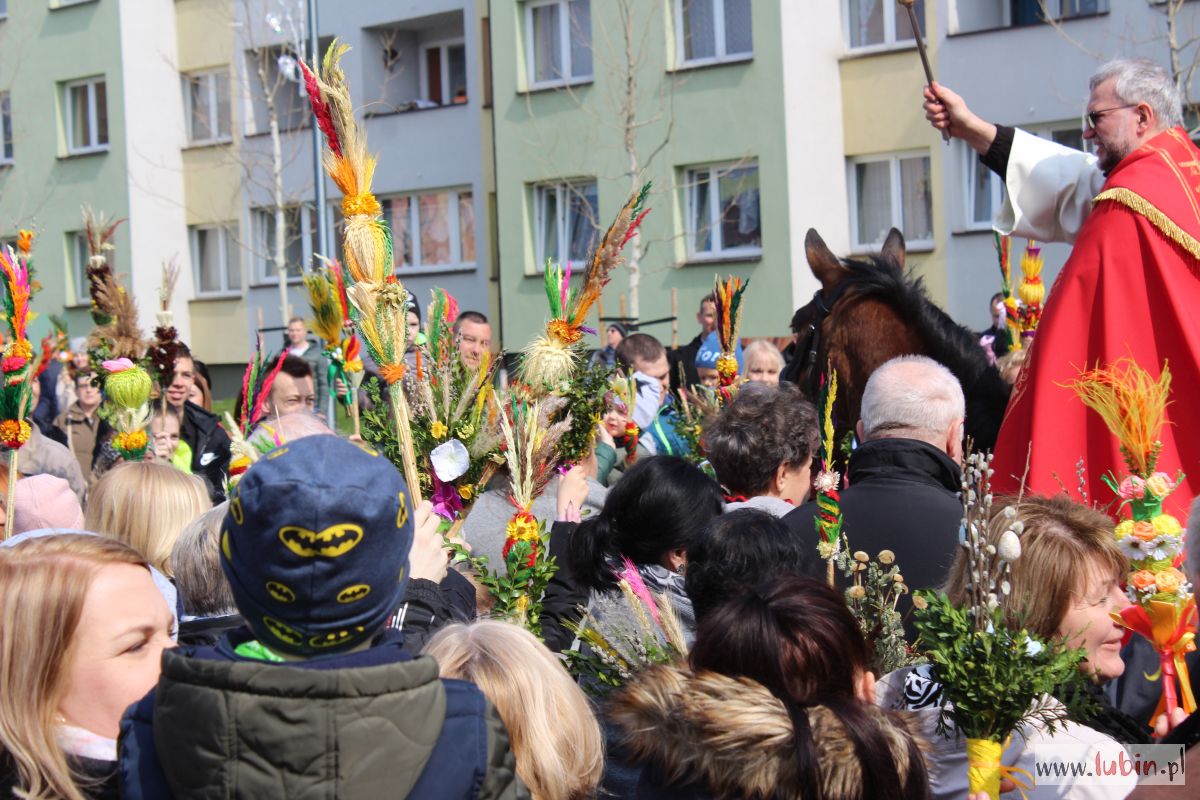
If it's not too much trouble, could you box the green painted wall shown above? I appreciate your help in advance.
[0,0,131,343]
[490,0,790,350]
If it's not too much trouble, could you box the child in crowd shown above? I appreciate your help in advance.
[693,330,744,390]
[118,435,525,798]
[743,339,785,384]
[147,406,192,473]
[595,380,647,486]
[704,383,819,516]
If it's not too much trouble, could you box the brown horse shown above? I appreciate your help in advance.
[788,228,1011,451]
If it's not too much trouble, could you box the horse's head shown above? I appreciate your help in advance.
[789,228,907,396]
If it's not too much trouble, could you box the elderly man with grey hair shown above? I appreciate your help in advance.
[922,58,1200,517]
[784,355,965,629]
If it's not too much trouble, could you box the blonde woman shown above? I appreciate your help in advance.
[0,535,175,799]
[743,339,785,385]
[84,461,211,575]
[425,620,604,800]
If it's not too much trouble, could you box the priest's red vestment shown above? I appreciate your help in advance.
[991,127,1200,518]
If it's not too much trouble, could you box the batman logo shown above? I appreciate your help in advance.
[262,616,304,647]
[396,492,408,529]
[221,529,231,561]
[336,584,371,603]
[266,581,296,603]
[352,441,378,458]
[308,625,365,649]
[229,496,244,525]
[278,523,364,558]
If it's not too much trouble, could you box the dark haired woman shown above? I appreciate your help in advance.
[540,456,723,652]
[610,575,930,799]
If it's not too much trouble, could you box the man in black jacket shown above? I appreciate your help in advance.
[165,345,231,502]
[784,355,964,626]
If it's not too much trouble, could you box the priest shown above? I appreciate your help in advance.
[925,59,1200,517]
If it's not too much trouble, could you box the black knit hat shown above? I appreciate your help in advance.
[220,435,414,656]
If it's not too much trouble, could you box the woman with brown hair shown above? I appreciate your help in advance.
[0,534,175,799]
[610,575,929,799]
[882,495,1145,799]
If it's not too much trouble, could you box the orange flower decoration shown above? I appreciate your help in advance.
[0,419,31,449]
[1130,570,1158,592]
[1131,520,1158,542]
[1155,567,1186,594]
[16,230,33,255]
[547,318,583,345]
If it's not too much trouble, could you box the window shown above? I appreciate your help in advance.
[534,181,597,270]
[848,152,932,249]
[331,189,476,272]
[952,0,1108,33]
[64,77,108,154]
[422,42,468,106]
[685,163,762,259]
[675,0,752,66]
[845,0,925,50]
[525,0,592,88]
[68,231,88,305]
[0,1,7,20]
[182,70,232,144]
[964,123,1089,229]
[244,47,311,134]
[252,205,317,283]
[0,93,11,164]
[190,225,240,295]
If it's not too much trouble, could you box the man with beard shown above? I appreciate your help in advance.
[925,59,1200,516]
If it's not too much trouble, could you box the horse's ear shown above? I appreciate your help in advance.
[881,228,906,270]
[805,228,847,293]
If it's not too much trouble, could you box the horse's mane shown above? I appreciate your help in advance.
[837,253,994,385]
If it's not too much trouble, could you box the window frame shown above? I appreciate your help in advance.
[962,121,1091,231]
[683,161,763,261]
[181,69,232,146]
[533,180,599,272]
[847,149,934,252]
[250,204,318,286]
[63,77,108,155]
[68,231,89,306]
[190,224,240,297]
[673,0,754,69]
[0,92,12,164]
[524,0,593,90]
[419,38,468,106]
[842,0,924,54]
[328,187,478,275]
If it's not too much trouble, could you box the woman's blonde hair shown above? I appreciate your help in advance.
[424,620,604,800]
[84,461,211,575]
[945,495,1127,639]
[0,534,148,800]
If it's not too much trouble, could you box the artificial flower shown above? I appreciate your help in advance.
[878,550,896,565]
[1,356,27,373]
[1114,520,1134,539]
[430,438,469,482]
[1131,520,1158,542]
[16,230,33,254]
[814,470,840,494]
[430,420,448,439]
[1155,567,1186,594]
[458,485,474,501]
[0,419,30,449]
[1118,476,1146,500]
[1130,570,1158,592]
[10,340,32,360]
[430,476,463,522]
[1145,473,1174,499]
[1152,514,1183,537]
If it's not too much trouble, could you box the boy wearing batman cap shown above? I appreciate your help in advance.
[118,435,526,799]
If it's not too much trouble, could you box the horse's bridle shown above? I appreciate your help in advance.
[794,282,852,399]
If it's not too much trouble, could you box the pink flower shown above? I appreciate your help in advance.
[102,357,135,373]
[1117,476,1146,500]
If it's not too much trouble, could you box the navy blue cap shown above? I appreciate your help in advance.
[220,435,414,657]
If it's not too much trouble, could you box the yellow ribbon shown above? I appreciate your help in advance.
[966,737,1036,800]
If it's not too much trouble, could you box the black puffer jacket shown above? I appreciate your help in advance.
[180,401,231,502]
[784,438,962,628]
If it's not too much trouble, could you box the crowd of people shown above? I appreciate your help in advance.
[3,55,1200,800]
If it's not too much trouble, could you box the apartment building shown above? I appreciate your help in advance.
[487,0,849,347]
